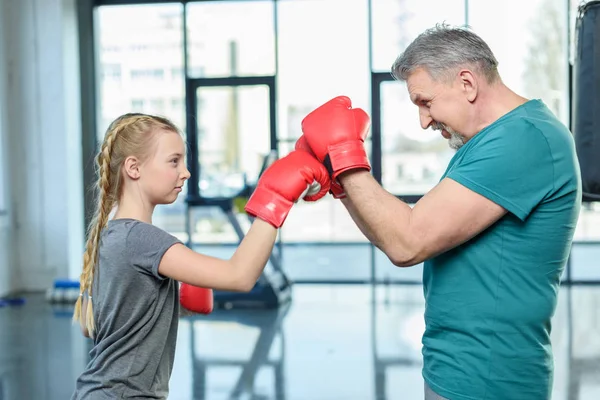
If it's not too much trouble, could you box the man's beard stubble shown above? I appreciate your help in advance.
[432,122,467,151]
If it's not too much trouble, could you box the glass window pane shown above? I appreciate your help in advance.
[371,0,465,72]
[572,203,600,282]
[570,243,600,281]
[380,81,454,194]
[186,1,275,78]
[575,203,600,242]
[468,0,569,123]
[0,127,5,213]
[277,0,370,140]
[95,4,185,140]
[196,85,271,198]
[570,203,600,279]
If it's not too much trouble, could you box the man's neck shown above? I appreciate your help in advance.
[473,83,529,134]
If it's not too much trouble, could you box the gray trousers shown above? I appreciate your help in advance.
[425,382,449,400]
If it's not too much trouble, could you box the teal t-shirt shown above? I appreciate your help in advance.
[422,100,581,400]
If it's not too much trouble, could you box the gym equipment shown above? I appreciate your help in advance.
[573,0,600,201]
[0,297,25,307]
[185,151,293,310]
[45,279,80,304]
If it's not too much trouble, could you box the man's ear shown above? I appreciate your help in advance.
[457,69,478,103]
[123,156,141,180]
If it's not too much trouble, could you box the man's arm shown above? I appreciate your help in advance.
[338,170,508,267]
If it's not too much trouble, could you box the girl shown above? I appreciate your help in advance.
[71,113,330,399]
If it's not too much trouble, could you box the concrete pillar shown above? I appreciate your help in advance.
[0,0,85,294]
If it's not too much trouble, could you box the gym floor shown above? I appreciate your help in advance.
[0,284,599,400]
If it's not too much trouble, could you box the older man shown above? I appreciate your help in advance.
[299,24,581,400]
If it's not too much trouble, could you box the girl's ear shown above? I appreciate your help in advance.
[123,156,141,180]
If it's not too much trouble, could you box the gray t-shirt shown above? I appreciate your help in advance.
[72,218,181,399]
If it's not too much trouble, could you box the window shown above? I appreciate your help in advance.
[277,0,370,141]
[194,85,271,198]
[100,63,121,81]
[186,1,275,78]
[130,68,164,80]
[131,99,144,111]
[0,124,5,214]
[95,3,185,139]
[468,0,569,124]
[273,0,372,281]
[572,203,600,281]
[371,0,465,72]
[91,0,584,284]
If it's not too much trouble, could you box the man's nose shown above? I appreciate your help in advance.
[419,110,433,130]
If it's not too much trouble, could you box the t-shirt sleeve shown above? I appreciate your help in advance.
[125,221,182,280]
[446,124,554,221]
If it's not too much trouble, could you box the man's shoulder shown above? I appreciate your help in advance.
[475,110,571,161]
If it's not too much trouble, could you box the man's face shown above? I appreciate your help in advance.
[406,68,469,150]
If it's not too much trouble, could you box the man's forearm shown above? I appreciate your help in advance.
[338,170,415,266]
[340,197,379,245]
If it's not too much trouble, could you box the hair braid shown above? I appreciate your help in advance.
[72,126,120,337]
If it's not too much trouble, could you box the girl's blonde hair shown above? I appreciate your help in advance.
[72,113,181,337]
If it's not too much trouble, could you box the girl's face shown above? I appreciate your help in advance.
[140,130,190,205]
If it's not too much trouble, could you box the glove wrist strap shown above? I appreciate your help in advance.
[325,141,370,181]
[329,182,346,199]
[244,187,294,228]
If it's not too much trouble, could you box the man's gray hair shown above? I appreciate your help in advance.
[391,23,500,84]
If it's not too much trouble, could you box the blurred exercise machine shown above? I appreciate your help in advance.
[184,151,292,310]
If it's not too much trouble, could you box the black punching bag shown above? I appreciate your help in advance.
[573,1,600,201]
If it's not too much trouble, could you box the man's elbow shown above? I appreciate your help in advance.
[384,244,425,268]
[389,253,421,268]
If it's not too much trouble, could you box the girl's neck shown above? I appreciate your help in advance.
[112,193,154,224]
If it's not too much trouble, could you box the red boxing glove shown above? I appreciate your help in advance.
[244,150,330,228]
[295,135,346,199]
[180,283,214,314]
[301,96,371,182]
